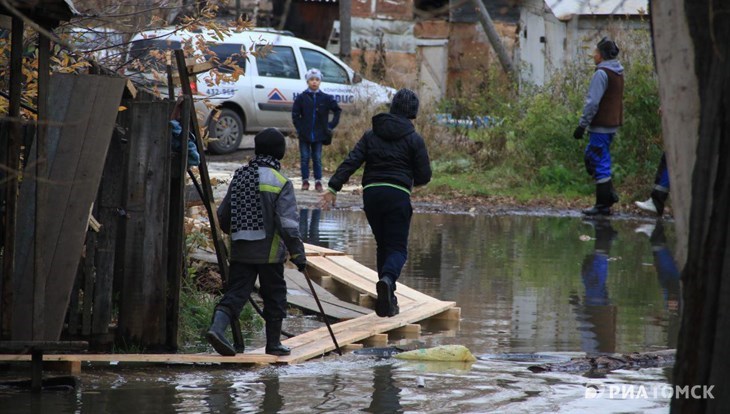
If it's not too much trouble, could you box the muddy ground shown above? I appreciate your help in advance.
[206,149,668,221]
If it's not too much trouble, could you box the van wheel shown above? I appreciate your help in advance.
[208,108,244,154]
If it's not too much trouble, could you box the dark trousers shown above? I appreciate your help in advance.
[363,186,413,288]
[654,152,670,190]
[299,141,323,181]
[218,262,287,321]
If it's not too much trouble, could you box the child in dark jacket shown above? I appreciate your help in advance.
[320,89,432,317]
[292,68,342,192]
[207,128,307,357]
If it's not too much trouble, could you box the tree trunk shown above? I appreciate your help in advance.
[651,0,700,270]
[652,0,730,412]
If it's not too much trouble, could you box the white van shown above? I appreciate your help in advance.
[127,28,396,153]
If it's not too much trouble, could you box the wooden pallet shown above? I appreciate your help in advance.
[252,249,458,364]
[0,244,458,368]
[281,268,370,320]
[257,299,456,364]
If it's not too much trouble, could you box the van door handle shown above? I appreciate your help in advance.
[255,84,264,89]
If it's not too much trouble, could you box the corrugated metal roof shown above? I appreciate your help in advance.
[545,0,648,20]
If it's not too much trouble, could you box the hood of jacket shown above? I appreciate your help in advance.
[598,59,624,76]
[371,113,415,141]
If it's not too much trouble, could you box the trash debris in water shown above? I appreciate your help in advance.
[478,353,572,363]
[353,347,403,358]
[394,345,477,362]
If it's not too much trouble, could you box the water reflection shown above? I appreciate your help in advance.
[572,219,618,355]
[637,220,682,348]
[363,364,403,414]
[259,374,284,413]
[298,208,321,242]
[0,213,681,413]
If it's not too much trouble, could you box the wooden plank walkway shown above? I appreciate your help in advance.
[0,244,457,367]
[191,249,369,319]
[281,269,370,320]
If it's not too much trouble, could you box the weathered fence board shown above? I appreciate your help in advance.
[116,100,173,350]
[91,121,127,335]
[11,74,125,341]
[166,97,191,350]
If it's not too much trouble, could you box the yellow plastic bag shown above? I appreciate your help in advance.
[394,345,477,362]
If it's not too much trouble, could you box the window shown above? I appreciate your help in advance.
[128,39,181,71]
[255,46,299,79]
[301,48,349,84]
[209,43,247,73]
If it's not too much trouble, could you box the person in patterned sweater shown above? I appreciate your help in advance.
[208,128,306,356]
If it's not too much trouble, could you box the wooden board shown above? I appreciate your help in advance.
[11,74,126,341]
[254,299,456,364]
[307,256,434,304]
[0,353,277,365]
[326,255,436,303]
[282,269,370,320]
[304,243,348,256]
[92,120,126,335]
[117,100,173,349]
[307,256,394,301]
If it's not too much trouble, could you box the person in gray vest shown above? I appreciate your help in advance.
[573,37,624,216]
[208,128,307,356]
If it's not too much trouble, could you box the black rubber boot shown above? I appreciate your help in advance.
[583,181,616,216]
[650,220,667,246]
[593,220,617,253]
[389,295,399,317]
[206,308,237,356]
[265,319,290,356]
[376,278,394,317]
[651,189,668,216]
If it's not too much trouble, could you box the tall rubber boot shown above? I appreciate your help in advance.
[206,308,237,356]
[593,220,618,253]
[651,189,669,216]
[582,182,616,216]
[265,319,291,356]
[609,180,620,205]
[376,277,394,317]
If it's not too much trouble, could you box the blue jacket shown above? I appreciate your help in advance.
[292,89,342,143]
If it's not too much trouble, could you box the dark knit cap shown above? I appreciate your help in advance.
[254,128,286,160]
[597,37,620,60]
[390,88,419,119]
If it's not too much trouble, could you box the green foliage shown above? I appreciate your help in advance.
[424,27,661,199]
[178,270,264,351]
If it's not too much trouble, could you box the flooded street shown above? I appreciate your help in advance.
[1,212,677,413]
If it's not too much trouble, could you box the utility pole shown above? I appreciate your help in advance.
[470,0,514,76]
[339,0,351,64]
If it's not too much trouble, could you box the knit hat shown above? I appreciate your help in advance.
[597,37,620,60]
[389,88,419,119]
[254,128,286,160]
[305,68,322,81]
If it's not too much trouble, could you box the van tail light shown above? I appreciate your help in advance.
[190,81,198,95]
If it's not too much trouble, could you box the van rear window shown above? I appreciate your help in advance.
[209,43,247,74]
[128,39,181,71]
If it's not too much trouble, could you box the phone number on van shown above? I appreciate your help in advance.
[206,88,237,96]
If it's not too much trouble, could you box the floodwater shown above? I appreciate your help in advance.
[0,212,679,413]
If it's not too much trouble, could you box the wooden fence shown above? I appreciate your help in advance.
[1,74,190,352]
